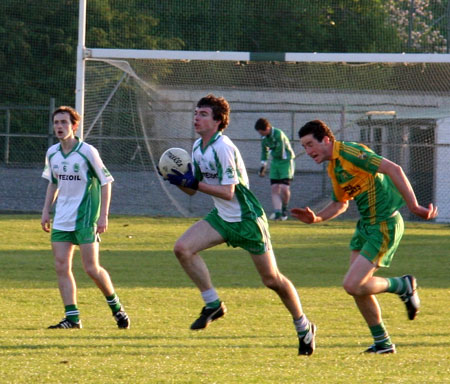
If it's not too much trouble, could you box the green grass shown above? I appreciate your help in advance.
[0,215,449,383]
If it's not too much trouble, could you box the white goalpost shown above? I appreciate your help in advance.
[86,48,450,63]
[75,0,87,139]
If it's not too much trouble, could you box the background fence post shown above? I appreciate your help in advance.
[340,105,346,141]
[4,108,10,164]
[48,98,55,148]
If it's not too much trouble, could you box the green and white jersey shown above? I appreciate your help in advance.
[192,132,264,223]
[260,127,295,161]
[42,138,114,231]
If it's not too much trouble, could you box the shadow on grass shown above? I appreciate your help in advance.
[1,336,449,356]
[0,245,448,288]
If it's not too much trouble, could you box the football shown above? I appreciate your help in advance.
[158,147,191,179]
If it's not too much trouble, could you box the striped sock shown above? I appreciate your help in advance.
[106,293,122,314]
[294,315,310,337]
[65,304,80,323]
[386,277,406,294]
[370,322,392,348]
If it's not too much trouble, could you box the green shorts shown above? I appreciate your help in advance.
[51,227,100,245]
[269,158,295,180]
[204,209,272,255]
[350,212,404,267]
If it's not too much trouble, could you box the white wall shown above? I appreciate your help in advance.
[435,117,450,223]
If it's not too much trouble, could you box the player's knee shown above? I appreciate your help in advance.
[54,259,70,275]
[343,279,361,296]
[280,184,289,192]
[261,274,281,291]
[271,184,281,194]
[173,240,191,261]
[83,264,101,279]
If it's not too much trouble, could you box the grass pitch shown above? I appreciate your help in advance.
[0,215,449,383]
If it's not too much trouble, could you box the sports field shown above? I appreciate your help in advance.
[0,215,449,383]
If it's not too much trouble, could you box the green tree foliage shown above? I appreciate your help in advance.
[149,0,401,52]
[385,0,447,52]
[0,0,78,107]
[86,0,184,49]
[0,0,441,109]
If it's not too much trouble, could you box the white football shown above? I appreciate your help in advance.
[158,147,191,179]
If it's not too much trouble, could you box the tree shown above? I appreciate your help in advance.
[385,0,447,52]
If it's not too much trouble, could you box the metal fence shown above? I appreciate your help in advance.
[0,99,55,166]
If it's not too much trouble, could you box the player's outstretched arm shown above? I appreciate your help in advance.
[417,203,439,220]
[291,200,349,224]
[378,158,438,220]
[291,207,316,223]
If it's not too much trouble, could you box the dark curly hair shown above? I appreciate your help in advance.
[196,94,230,131]
[298,120,335,142]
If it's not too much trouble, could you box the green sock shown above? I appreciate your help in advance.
[206,299,221,309]
[369,322,392,348]
[386,277,406,294]
[106,293,122,314]
[65,304,80,323]
[282,204,288,215]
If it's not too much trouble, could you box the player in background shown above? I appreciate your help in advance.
[292,119,438,354]
[255,118,295,221]
[161,94,316,356]
[41,106,130,329]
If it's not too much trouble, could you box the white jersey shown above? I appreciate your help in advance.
[192,132,264,222]
[42,138,114,231]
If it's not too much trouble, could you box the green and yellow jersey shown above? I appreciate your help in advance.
[328,141,405,224]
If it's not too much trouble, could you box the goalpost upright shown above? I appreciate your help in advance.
[76,0,87,139]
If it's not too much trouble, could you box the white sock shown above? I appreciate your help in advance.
[294,315,310,334]
[201,288,219,305]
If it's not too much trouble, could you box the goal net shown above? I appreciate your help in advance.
[82,52,450,221]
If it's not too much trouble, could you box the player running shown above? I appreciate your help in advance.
[161,94,316,356]
[255,118,296,221]
[41,106,130,329]
[292,119,437,354]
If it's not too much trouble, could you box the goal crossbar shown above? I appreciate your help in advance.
[86,48,450,63]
